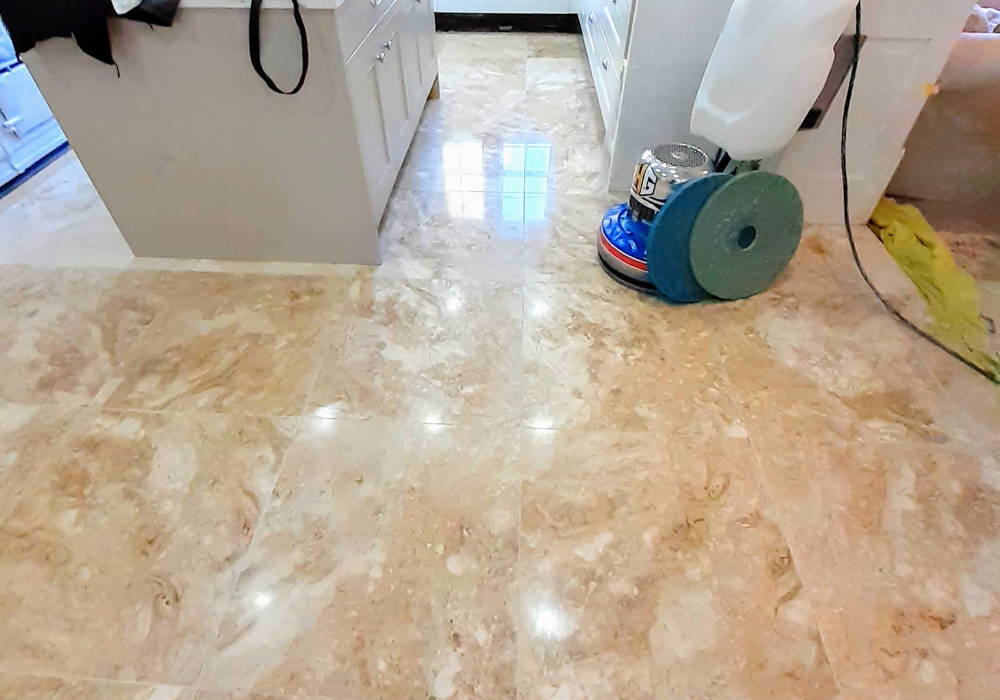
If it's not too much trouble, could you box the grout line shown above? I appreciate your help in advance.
[190,409,305,697]
[0,667,197,692]
[717,351,849,699]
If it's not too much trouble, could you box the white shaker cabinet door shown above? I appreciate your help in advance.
[374,22,410,164]
[414,0,437,90]
[347,45,396,219]
[399,0,425,120]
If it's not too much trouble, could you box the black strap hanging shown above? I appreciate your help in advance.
[248,0,309,95]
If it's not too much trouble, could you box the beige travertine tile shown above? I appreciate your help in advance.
[710,238,980,449]
[0,672,195,700]
[200,417,519,699]
[516,427,839,700]
[0,154,134,270]
[522,282,737,432]
[378,187,526,283]
[747,423,1000,700]
[0,410,295,684]
[306,276,523,424]
[0,266,155,406]
[99,271,353,416]
[0,30,996,700]
[0,403,79,520]
[527,33,587,59]
[523,191,619,286]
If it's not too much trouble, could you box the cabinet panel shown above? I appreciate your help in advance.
[375,24,410,163]
[398,1,424,119]
[347,49,394,217]
[337,0,398,61]
[414,0,437,92]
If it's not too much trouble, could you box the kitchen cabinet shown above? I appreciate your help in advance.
[23,0,439,263]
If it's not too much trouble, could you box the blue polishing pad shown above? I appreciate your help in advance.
[647,174,732,303]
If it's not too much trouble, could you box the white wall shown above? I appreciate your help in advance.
[608,0,974,225]
[775,0,975,223]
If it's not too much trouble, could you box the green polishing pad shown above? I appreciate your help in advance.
[688,172,803,300]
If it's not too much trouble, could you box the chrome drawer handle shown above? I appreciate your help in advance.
[602,58,609,70]
[376,51,386,63]
[588,12,595,22]
[370,0,382,6]
[384,39,393,50]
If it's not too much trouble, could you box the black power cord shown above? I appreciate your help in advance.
[841,1,999,384]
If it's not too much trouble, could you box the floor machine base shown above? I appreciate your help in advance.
[598,203,658,292]
[597,254,660,294]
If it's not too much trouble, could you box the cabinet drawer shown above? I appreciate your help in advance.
[607,0,630,53]
[582,5,621,131]
[598,2,623,67]
[337,0,399,61]
[347,0,411,217]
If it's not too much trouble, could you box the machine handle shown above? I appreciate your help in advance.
[384,39,393,50]
[376,51,386,62]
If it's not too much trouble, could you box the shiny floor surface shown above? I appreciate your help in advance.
[1,33,999,700]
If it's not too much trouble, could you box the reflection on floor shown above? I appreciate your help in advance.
[0,32,999,700]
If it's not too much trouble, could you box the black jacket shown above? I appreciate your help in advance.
[0,0,179,65]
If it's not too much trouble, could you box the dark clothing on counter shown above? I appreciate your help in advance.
[0,0,179,65]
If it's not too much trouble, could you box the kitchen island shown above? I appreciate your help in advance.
[23,0,438,263]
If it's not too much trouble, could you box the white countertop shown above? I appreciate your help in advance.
[180,0,348,9]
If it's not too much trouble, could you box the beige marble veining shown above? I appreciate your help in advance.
[522,282,738,432]
[748,426,1000,700]
[0,154,133,269]
[517,427,839,700]
[0,30,996,700]
[100,271,354,416]
[0,403,78,520]
[0,410,295,684]
[0,672,195,700]
[0,266,152,406]
[200,417,520,699]
[305,275,523,424]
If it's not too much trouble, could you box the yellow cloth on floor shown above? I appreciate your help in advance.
[869,198,1000,381]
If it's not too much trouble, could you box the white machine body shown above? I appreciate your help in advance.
[691,0,858,161]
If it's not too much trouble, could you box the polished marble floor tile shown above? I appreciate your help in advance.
[0,410,295,684]
[379,187,526,282]
[0,672,195,700]
[0,403,79,521]
[527,34,587,59]
[516,427,839,700]
[100,271,353,417]
[747,424,1000,700]
[0,266,151,406]
[306,276,523,424]
[710,240,981,450]
[200,417,519,699]
[522,283,737,432]
[523,191,619,285]
[0,154,133,269]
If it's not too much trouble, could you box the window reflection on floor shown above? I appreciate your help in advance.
[442,139,552,226]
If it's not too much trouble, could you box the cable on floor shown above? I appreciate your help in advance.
[840,1,999,384]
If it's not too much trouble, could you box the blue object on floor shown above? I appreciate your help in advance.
[646,173,731,303]
[598,202,657,292]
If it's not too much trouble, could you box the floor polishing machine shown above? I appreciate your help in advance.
[599,0,860,301]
